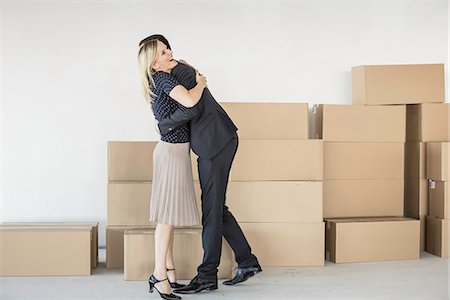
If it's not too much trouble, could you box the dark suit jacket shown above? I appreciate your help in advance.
[158,62,238,159]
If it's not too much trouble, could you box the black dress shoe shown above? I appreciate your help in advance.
[223,264,262,286]
[148,275,181,300]
[173,276,218,294]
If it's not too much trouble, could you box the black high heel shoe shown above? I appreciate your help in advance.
[167,268,186,289]
[148,275,181,300]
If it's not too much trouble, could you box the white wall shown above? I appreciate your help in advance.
[1,0,448,246]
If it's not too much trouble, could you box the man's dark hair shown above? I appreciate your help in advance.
[139,34,171,50]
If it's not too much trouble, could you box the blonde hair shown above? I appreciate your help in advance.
[137,39,158,103]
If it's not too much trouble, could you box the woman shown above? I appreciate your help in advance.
[137,37,206,300]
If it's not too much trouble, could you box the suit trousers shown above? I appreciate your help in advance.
[196,136,258,282]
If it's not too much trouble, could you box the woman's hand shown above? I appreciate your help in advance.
[195,69,207,89]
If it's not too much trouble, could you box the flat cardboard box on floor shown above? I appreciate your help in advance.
[427,142,450,181]
[312,104,406,142]
[0,226,92,276]
[428,181,450,219]
[323,179,404,218]
[124,228,232,280]
[1,222,98,268]
[192,140,323,181]
[405,142,426,179]
[406,103,450,142]
[325,217,420,263]
[108,141,156,182]
[352,64,445,105]
[220,102,308,140]
[404,178,428,218]
[323,142,404,179]
[426,216,450,258]
[227,181,322,222]
[239,222,324,267]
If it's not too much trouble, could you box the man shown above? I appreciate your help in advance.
[145,35,262,294]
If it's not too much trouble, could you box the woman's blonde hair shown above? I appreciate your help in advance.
[137,39,158,103]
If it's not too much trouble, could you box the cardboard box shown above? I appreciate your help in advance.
[420,215,426,252]
[108,141,156,181]
[108,182,153,226]
[227,181,322,223]
[325,217,420,263]
[406,103,450,142]
[220,102,308,140]
[352,64,445,105]
[426,217,450,258]
[312,104,406,142]
[106,225,156,268]
[324,142,404,179]
[427,142,450,180]
[405,142,426,179]
[323,179,404,218]
[1,222,98,268]
[428,181,450,219]
[404,178,428,218]
[108,182,202,226]
[194,140,323,181]
[124,228,232,280]
[0,226,92,276]
[239,223,325,267]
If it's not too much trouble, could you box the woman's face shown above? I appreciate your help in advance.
[152,40,177,73]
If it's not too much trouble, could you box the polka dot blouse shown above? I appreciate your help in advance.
[151,71,190,143]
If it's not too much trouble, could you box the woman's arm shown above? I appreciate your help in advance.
[169,70,206,107]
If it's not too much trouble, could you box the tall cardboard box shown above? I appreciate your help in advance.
[426,217,450,258]
[239,223,324,267]
[419,215,426,252]
[406,103,450,142]
[108,141,157,181]
[428,181,450,219]
[404,178,428,218]
[427,142,450,181]
[323,179,404,218]
[124,228,232,280]
[352,64,445,105]
[220,102,308,140]
[325,217,420,263]
[312,104,406,142]
[0,226,92,276]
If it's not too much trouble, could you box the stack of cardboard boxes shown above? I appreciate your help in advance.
[107,141,233,280]
[426,120,450,257]
[218,103,325,266]
[318,63,446,263]
[313,103,419,263]
[405,103,450,251]
[106,141,156,269]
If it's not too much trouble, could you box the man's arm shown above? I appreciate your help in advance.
[158,104,199,135]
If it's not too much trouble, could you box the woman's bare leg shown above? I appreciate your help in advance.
[166,227,176,283]
[153,223,173,294]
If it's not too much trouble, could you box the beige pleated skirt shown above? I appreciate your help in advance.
[149,140,199,226]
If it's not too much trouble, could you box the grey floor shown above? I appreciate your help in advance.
[0,250,449,300]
